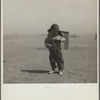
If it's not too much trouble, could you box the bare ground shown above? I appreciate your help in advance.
[3,34,97,83]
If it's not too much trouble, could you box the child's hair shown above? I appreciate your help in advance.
[47,24,59,32]
[50,24,59,30]
[47,24,63,37]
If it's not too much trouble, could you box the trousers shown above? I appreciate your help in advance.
[49,48,64,71]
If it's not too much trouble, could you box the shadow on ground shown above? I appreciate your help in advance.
[21,70,59,74]
[21,70,49,73]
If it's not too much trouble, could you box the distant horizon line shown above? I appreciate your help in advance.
[3,32,97,36]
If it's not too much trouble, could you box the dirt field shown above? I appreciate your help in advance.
[3,33,97,83]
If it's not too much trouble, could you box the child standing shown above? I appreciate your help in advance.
[44,24,65,75]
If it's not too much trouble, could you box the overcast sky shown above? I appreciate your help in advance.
[3,0,97,35]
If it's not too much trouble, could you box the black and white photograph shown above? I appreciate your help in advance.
[3,0,97,84]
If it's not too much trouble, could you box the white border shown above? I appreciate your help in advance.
[1,0,99,100]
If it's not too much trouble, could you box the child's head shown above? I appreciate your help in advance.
[50,24,59,32]
[48,24,59,37]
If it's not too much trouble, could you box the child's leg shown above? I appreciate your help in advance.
[56,50,64,72]
[49,51,56,71]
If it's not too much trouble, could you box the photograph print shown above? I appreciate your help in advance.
[3,0,97,83]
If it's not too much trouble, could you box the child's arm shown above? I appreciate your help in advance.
[53,36,66,42]
[44,37,53,48]
[60,37,66,42]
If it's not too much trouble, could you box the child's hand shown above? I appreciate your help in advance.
[54,39,61,43]
[47,44,52,48]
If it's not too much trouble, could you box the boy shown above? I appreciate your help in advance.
[44,24,65,75]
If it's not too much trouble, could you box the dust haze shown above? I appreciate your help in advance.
[3,0,97,35]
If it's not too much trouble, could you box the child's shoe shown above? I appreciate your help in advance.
[48,70,55,74]
[59,71,63,75]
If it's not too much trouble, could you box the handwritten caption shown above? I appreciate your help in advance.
[45,86,54,89]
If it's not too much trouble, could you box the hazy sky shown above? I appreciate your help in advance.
[3,0,97,35]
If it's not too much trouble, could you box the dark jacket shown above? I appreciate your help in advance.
[45,34,62,53]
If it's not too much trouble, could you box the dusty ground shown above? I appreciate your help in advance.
[3,33,97,83]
